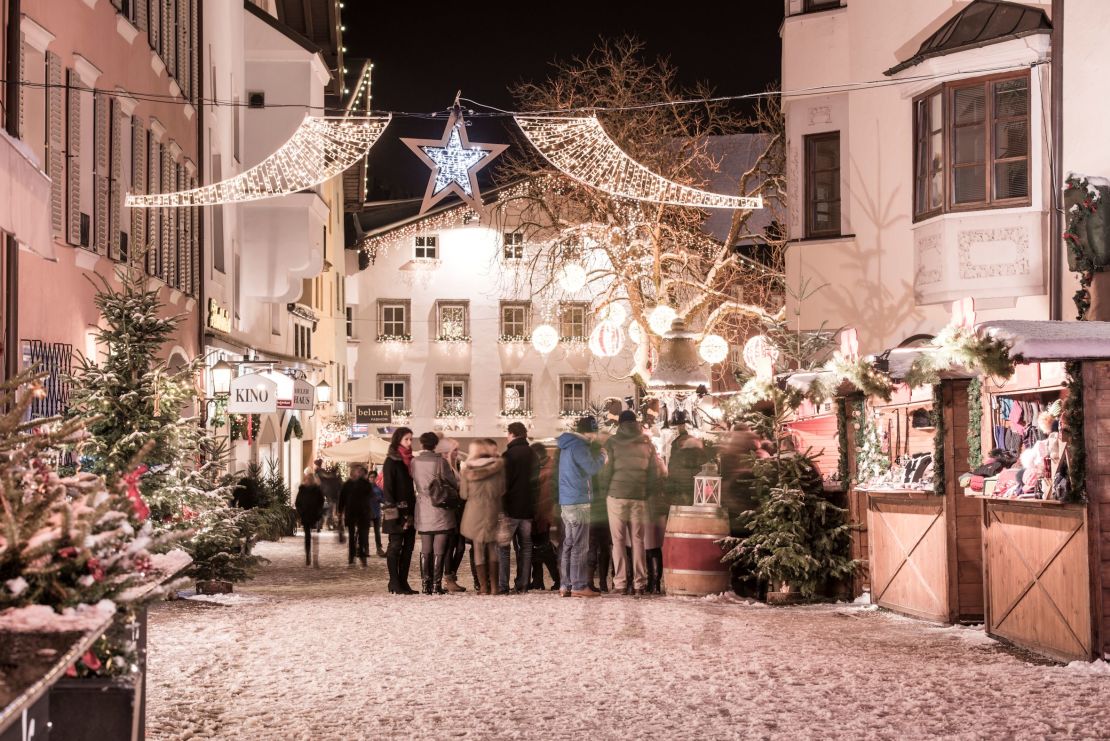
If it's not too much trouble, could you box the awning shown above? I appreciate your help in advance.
[977,320,1110,362]
[0,129,54,260]
[319,435,391,465]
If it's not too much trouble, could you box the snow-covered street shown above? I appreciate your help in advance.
[147,536,1110,740]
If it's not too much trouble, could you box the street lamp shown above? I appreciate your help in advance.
[316,380,332,405]
[211,359,233,396]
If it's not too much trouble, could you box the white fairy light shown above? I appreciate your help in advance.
[515,116,763,210]
[597,301,627,326]
[532,324,559,354]
[699,334,729,364]
[628,321,644,345]
[742,335,779,373]
[558,263,588,292]
[589,321,624,358]
[648,305,677,336]
[127,115,391,208]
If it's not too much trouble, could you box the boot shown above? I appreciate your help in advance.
[586,555,598,592]
[476,561,490,595]
[488,556,501,595]
[433,555,447,595]
[386,549,399,594]
[530,545,546,590]
[597,547,610,593]
[650,549,664,594]
[443,572,467,593]
[646,550,658,595]
[420,553,433,595]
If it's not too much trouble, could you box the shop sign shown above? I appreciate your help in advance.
[227,374,278,414]
[276,378,315,410]
[355,402,392,424]
[207,298,232,333]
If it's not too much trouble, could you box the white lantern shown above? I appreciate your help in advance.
[558,263,587,292]
[742,335,779,373]
[699,334,729,364]
[648,305,677,335]
[589,320,624,357]
[532,324,559,354]
[597,301,627,326]
[628,321,644,345]
[694,462,723,506]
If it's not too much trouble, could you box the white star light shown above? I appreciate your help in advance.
[423,126,488,196]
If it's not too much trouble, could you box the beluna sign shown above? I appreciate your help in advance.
[356,402,393,424]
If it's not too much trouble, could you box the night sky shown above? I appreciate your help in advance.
[341,1,784,202]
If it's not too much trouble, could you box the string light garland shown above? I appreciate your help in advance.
[127,115,391,207]
[515,116,763,210]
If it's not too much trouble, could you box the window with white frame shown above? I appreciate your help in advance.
[437,375,468,415]
[500,301,531,338]
[414,234,437,259]
[501,375,531,414]
[377,300,410,340]
[346,305,355,338]
[559,302,589,339]
[503,232,524,260]
[560,378,589,413]
[436,300,469,340]
[378,375,409,412]
[293,323,312,359]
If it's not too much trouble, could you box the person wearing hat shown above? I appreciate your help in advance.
[601,410,664,595]
[556,416,607,597]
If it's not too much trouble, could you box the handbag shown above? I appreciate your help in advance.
[429,461,461,509]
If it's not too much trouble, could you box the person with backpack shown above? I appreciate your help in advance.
[410,431,460,595]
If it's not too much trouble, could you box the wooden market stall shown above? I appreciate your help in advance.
[970,320,1110,662]
[855,349,983,623]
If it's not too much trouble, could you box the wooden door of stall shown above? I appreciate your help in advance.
[983,500,1092,662]
[868,490,950,622]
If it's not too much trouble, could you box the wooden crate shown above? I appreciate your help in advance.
[983,500,1092,662]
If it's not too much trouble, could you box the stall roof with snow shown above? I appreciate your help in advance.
[976,320,1110,363]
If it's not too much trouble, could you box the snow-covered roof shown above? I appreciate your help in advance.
[976,320,1110,362]
[875,347,974,381]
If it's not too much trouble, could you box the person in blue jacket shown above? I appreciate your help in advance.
[556,416,607,597]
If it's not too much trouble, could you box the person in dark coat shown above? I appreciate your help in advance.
[231,476,259,509]
[529,442,560,591]
[499,422,537,594]
[339,463,375,567]
[368,468,386,557]
[315,459,343,542]
[295,469,325,566]
[382,427,417,595]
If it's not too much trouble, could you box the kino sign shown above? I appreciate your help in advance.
[227,374,278,414]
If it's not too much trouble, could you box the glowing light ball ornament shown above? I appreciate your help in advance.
[743,335,780,379]
[648,305,677,336]
[597,302,627,326]
[503,387,521,412]
[558,263,588,292]
[628,322,644,345]
[531,324,559,355]
[589,321,624,358]
[699,334,729,364]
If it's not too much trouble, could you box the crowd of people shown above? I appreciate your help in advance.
[294,410,765,597]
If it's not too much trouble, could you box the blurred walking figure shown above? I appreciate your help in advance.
[411,432,460,595]
[529,442,560,591]
[295,468,325,567]
[339,463,375,568]
[315,458,343,543]
[557,416,606,598]
[437,437,468,592]
[499,422,537,594]
[368,467,386,557]
[382,427,418,595]
[459,439,506,595]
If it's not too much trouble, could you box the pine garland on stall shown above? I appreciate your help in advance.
[836,397,851,487]
[967,378,982,470]
[932,384,946,496]
[855,408,889,485]
[1063,362,1086,503]
[1063,174,1102,320]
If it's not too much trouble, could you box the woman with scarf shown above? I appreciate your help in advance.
[382,427,417,595]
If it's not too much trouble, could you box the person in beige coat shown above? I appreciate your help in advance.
[459,439,506,595]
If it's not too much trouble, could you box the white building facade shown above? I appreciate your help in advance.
[781,0,1086,352]
[346,212,637,441]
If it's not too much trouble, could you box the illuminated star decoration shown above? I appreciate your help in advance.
[402,109,508,213]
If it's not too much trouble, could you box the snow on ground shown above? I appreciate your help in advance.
[147,537,1110,740]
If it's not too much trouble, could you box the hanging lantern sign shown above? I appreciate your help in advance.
[228,373,278,414]
[532,324,559,354]
[699,334,729,365]
[742,335,779,375]
[558,263,588,292]
[589,320,624,357]
[648,305,677,335]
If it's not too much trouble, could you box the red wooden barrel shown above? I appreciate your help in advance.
[662,505,731,596]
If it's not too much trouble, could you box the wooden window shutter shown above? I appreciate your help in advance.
[161,147,171,281]
[46,52,65,235]
[190,0,199,103]
[93,93,111,255]
[146,135,159,275]
[109,100,123,260]
[130,119,146,264]
[135,0,148,33]
[176,0,189,97]
[191,180,199,296]
[18,41,25,137]
[163,0,175,77]
[66,68,82,247]
[148,0,160,54]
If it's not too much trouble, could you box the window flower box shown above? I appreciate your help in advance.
[436,334,471,343]
[498,409,534,418]
[376,334,412,343]
[498,334,531,344]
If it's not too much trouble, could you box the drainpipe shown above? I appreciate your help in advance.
[1049,0,1064,321]
[196,0,205,360]
[4,0,22,383]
